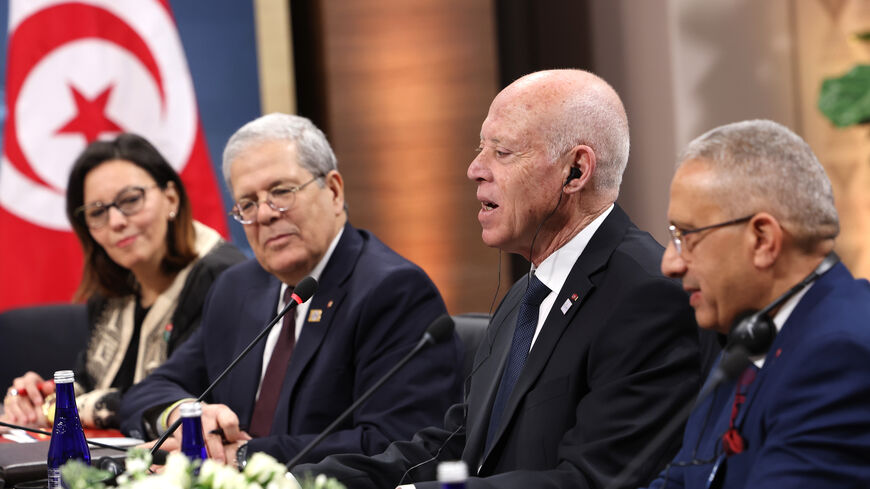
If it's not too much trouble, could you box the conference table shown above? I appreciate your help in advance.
[0,425,137,488]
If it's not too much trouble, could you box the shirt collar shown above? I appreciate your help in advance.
[279,226,344,301]
[750,281,813,368]
[533,204,614,294]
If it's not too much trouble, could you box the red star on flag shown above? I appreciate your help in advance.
[56,84,124,143]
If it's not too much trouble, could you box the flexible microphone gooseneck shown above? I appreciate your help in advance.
[284,314,456,469]
[149,276,318,457]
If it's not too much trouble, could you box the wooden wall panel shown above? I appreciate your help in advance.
[314,0,508,313]
[793,0,870,278]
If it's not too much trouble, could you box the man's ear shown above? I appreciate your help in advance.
[748,212,782,269]
[563,144,595,193]
[324,170,345,214]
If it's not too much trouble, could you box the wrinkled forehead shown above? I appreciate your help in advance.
[229,141,305,190]
[480,92,550,145]
[669,159,734,222]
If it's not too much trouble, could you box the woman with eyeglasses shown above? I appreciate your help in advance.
[1,133,245,430]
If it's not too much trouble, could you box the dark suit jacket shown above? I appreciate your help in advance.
[647,263,870,489]
[120,224,463,464]
[297,205,702,489]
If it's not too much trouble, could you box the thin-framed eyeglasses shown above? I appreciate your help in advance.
[667,215,753,255]
[230,174,323,225]
[75,185,157,230]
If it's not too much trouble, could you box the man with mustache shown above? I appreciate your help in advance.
[120,113,463,468]
[643,119,870,488]
[292,69,705,489]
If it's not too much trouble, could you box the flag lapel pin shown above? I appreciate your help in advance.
[308,309,323,322]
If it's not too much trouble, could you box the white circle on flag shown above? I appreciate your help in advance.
[0,0,199,231]
[17,40,169,191]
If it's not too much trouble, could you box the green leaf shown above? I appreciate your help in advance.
[819,64,870,127]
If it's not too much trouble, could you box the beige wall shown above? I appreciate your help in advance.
[260,0,870,311]
[591,0,869,278]
[591,0,798,247]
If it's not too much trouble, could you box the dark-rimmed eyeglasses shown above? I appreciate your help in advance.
[75,185,157,230]
[230,175,323,225]
[667,215,753,255]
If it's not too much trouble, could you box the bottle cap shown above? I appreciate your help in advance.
[437,460,468,483]
[53,370,74,384]
[178,401,203,418]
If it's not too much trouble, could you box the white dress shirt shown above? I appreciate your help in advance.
[396,204,615,489]
[256,227,344,399]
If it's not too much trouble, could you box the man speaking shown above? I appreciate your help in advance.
[293,69,703,489]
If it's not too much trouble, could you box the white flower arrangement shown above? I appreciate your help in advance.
[60,448,346,489]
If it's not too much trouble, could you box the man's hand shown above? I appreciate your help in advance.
[167,402,251,463]
[222,439,247,468]
[3,371,54,426]
[137,437,179,473]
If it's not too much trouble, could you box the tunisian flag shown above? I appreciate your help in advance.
[0,0,228,311]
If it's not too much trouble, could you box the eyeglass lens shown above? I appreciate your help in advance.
[83,187,147,228]
[232,176,321,224]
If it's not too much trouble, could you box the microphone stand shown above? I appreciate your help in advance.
[285,328,448,469]
[150,277,317,457]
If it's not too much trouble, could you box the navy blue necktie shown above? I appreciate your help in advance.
[485,274,551,450]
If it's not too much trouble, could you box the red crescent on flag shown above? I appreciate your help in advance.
[3,3,166,191]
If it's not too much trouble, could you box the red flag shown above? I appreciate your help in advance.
[0,0,228,311]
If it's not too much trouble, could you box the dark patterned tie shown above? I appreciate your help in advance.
[249,287,296,437]
[722,364,758,456]
[485,274,550,450]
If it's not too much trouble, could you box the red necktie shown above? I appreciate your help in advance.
[248,287,296,437]
[722,365,758,456]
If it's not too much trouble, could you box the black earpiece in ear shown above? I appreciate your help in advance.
[564,167,582,186]
[727,310,776,356]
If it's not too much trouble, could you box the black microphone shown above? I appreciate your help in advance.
[94,449,168,476]
[696,345,751,401]
[285,314,456,469]
[95,449,169,485]
[421,313,455,345]
[150,276,318,457]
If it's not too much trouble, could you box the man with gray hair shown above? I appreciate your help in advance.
[294,70,703,488]
[645,119,870,488]
[120,113,462,467]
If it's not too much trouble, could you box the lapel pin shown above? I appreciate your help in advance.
[308,309,323,322]
[326,300,334,308]
[571,293,579,301]
[560,298,572,315]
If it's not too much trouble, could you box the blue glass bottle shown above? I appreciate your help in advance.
[46,370,90,489]
[179,402,208,462]
[437,460,468,489]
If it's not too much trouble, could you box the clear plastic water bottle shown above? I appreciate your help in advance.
[437,460,468,489]
[179,402,208,462]
[46,370,90,488]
